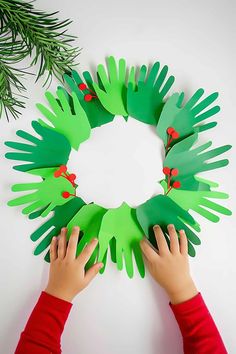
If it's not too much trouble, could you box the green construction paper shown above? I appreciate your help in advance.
[5,121,71,172]
[136,194,201,257]
[160,180,231,222]
[37,89,91,150]
[93,56,128,116]
[29,197,85,260]
[8,168,75,217]
[61,70,115,128]
[127,62,175,125]
[163,133,231,190]
[98,203,145,278]
[67,204,107,270]
[157,89,219,145]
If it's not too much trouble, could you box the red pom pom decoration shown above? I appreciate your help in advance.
[167,127,175,135]
[79,83,87,90]
[172,181,181,188]
[163,167,171,175]
[172,131,179,139]
[62,191,70,198]
[84,94,92,102]
[171,168,179,176]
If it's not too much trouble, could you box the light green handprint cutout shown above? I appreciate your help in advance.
[160,179,232,222]
[93,56,128,116]
[37,89,91,150]
[8,168,75,217]
[98,203,145,278]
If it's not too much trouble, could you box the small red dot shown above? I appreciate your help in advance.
[173,181,181,188]
[79,83,87,90]
[84,94,92,102]
[171,168,179,176]
[167,127,175,135]
[68,173,76,182]
[62,191,70,198]
[163,167,171,175]
[172,131,179,139]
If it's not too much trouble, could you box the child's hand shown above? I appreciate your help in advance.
[140,224,198,304]
[45,226,103,302]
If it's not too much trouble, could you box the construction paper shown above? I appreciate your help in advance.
[136,194,201,257]
[5,121,71,172]
[61,70,115,128]
[157,89,219,146]
[93,56,128,116]
[160,180,232,222]
[8,168,76,217]
[98,203,145,278]
[66,204,107,270]
[29,197,85,261]
[127,62,175,125]
[163,133,231,190]
[37,89,91,150]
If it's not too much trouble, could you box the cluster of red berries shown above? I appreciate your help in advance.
[163,166,181,194]
[165,127,180,151]
[78,83,97,102]
[54,165,77,199]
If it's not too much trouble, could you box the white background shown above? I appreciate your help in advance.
[1,0,236,353]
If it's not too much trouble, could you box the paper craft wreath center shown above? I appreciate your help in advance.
[5,56,232,278]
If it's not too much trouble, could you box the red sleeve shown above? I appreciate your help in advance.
[15,291,72,354]
[170,293,227,354]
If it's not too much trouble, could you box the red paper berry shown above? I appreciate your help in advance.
[54,170,62,178]
[167,127,175,135]
[79,83,87,90]
[68,173,76,182]
[172,181,181,188]
[172,131,179,139]
[163,167,171,175]
[60,165,67,173]
[171,168,179,176]
[62,191,70,198]
[84,94,92,102]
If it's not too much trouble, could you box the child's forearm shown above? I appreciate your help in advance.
[15,291,72,354]
[170,293,227,354]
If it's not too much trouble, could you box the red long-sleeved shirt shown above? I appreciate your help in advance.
[15,292,227,354]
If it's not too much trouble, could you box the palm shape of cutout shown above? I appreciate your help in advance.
[93,56,128,116]
[8,168,76,217]
[5,121,71,172]
[127,62,175,125]
[157,89,220,145]
[29,197,85,261]
[61,70,114,128]
[37,89,91,150]
[136,194,201,257]
[163,133,231,190]
[98,203,145,278]
[160,179,232,223]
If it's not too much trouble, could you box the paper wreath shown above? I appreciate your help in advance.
[5,56,232,278]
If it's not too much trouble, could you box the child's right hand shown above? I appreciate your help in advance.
[140,224,198,304]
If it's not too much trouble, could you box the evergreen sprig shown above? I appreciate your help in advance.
[0,0,80,120]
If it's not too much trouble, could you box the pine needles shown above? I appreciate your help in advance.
[0,0,80,121]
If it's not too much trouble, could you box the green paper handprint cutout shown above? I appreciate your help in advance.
[29,197,85,261]
[5,121,71,172]
[93,56,128,116]
[66,204,107,271]
[61,70,115,128]
[37,89,91,150]
[8,168,76,217]
[160,179,232,222]
[127,62,175,125]
[136,194,201,257]
[98,203,145,278]
[163,133,231,190]
[157,89,220,146]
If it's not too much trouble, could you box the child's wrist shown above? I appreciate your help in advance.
[44,286,75,303]
[167,279,198,305]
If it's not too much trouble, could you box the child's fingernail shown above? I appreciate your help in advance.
[92,238,98,243]
[98,263,103,269]
[153,225,160,230]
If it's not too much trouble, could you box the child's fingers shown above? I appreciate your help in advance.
[85,262,103,283]
[49,236,58,262]
[77,238,98,266]
[58,228,67,260]
[140,238,159,263]
[153,225,169,255]
[66,226,80,260]
[167,224,179,254]
[179,229,188,255]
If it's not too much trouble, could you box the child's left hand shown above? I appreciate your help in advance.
[45,226,103,302]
